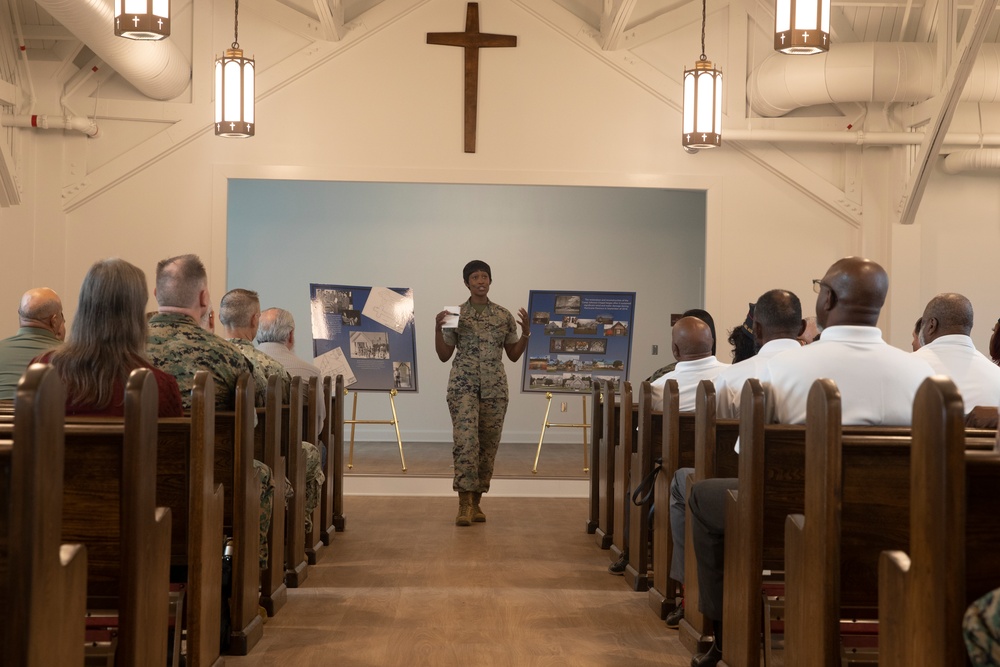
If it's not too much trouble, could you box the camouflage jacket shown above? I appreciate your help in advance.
[146,312,256,411]
[229,338,290,404]
[442,299,518,399]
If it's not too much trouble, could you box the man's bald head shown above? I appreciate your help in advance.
[920,293,974,345]
[17,287,66,340]
[815,257,889,329]
[258,308,296,348]
[672,316,714,362]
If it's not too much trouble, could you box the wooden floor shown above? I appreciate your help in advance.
[225,496,693,666]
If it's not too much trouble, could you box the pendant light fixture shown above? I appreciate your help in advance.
[215,0,255,138]
[114,0,170,41]
[682,0,723,150]
[774,0,830,54]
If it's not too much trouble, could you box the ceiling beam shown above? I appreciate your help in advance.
[600,0,639,50]
[897,0,998,224]
[313,0,346,41]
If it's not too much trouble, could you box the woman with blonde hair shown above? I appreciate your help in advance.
[34,258,182,416]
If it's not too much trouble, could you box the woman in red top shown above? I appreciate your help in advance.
[33,258,182,417]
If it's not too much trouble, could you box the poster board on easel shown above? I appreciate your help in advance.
[309,283,417,471]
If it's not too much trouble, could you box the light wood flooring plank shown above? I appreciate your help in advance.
[225,496,692,666]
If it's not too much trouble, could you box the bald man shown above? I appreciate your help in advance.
[0,288,66,400]
[649,316,729,412]
[687,257,935,667]
[913,293,1000,415]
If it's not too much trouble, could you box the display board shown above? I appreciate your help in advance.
[521,290,635,394]
[309,283,418,392]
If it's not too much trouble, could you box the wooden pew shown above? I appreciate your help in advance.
[717,378,997,667]
[610,381,633,562]
[154,372,225,667]
[594,379,616,549]
[304,376,324,565]
[256,374,287,617]
[325,374,347,534]
[2,364,88,666]
[586,380,603,535]
[677,381,740,651]
[284,376,309,588]
[624,380,656,592]
[784,379,914,666]
[879,380,1000,666]
[212,373,264,655]
[61,369,173,667]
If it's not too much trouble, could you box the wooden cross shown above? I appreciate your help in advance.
[427,3,517,153]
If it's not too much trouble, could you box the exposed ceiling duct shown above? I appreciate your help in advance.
[33,0,190,101]
[748,43,1000,117]
[942,148,1000,173]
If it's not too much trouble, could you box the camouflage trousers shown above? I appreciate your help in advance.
[254,459,274,570]
[447,390,507,493]
[255,442,324,570]
[302,441,325,534]
[965,587,1000,665]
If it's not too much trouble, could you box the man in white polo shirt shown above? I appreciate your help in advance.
[687,257,935,667]
[913,293,1000,417]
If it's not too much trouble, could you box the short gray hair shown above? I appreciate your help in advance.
[219,288,260,328]
[257,307,295,344]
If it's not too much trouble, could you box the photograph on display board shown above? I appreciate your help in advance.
[310,283,418,392]
[520,290,635,394]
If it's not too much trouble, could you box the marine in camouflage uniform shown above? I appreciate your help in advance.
[229,337,325,533]
[442,299,519,493]
[965,587,1000,665]
[146,313,276,569]
[147,312,259,411]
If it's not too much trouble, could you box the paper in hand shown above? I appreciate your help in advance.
[442,307,461,329]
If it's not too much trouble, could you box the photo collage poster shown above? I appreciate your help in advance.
[309,283,418,392]
[521,290,635,394]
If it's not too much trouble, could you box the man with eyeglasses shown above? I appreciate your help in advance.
[0,287,66,400]
[686,256,935,667]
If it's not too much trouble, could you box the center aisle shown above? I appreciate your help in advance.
[226,496,693,666]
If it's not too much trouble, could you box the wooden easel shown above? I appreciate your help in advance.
[346,388,407,472]
[533,391,590,474]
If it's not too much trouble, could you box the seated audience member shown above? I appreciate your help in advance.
[666,290,803,628]
[220,289,325,535]
[912,293,1000,427]
[257,307,326,428]
[912,316,923,351]
[145,254,275,570]
[687,257,935,667]
[648,309,717,383]
[0,287,66,400]
[612,317,728,576]
[650,317,729,413]
[965,587,1000,665]
[726,304,758,364]
[797,315,819,345]
[33,259,182,417]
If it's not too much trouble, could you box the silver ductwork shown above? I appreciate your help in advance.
[748,43,1000,117]
[33,0,190,101]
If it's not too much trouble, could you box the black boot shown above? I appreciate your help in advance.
[690,620,722,667]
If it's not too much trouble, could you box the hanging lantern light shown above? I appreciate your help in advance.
[114,0,170,40]
[215,0,255,138]
[682,0,723,150]
[774,0,830,54]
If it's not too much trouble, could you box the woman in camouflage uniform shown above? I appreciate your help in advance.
[435,260,530,526]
